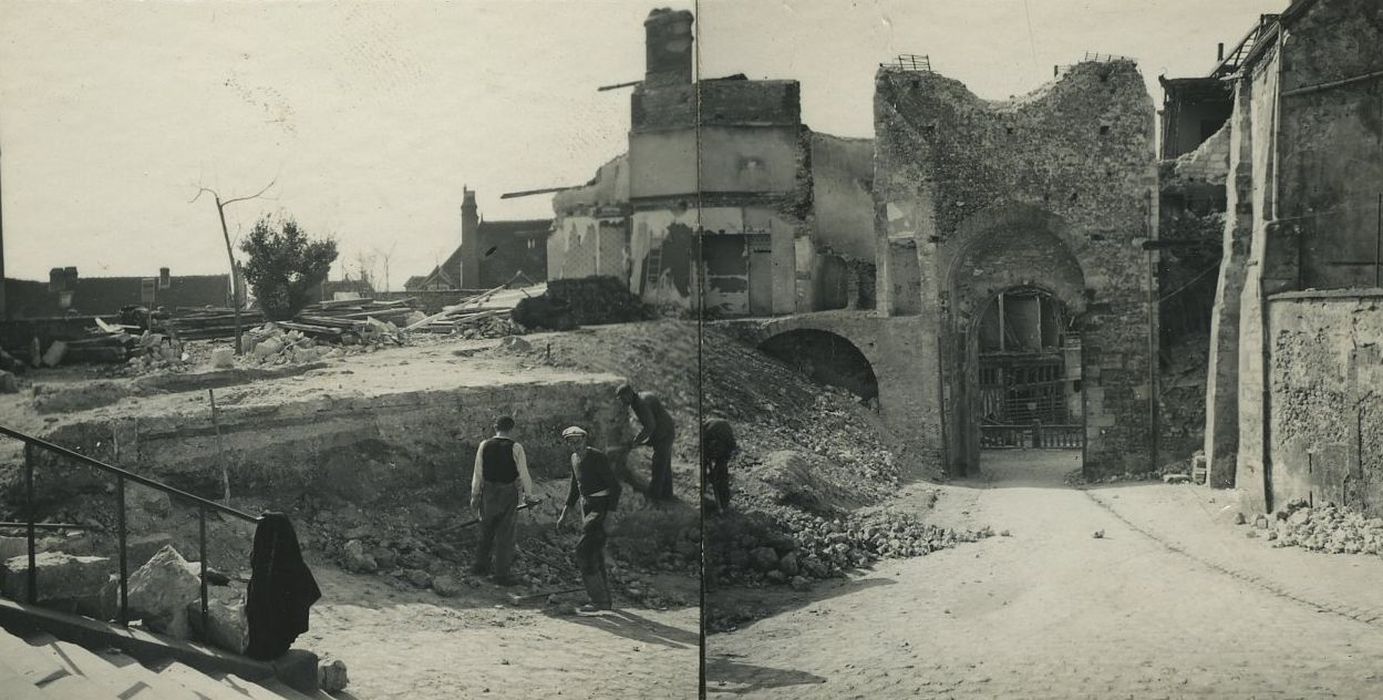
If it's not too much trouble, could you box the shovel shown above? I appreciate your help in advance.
[507,586,585,606]
[436,498,542,536]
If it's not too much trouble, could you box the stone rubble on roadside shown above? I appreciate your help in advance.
[318,655,350,693]
[708,506,994,587]
[1244,500,1383,557]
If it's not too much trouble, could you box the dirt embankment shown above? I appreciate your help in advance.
[522,320,993,631]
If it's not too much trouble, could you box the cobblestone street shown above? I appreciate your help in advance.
[707,450,1383,699]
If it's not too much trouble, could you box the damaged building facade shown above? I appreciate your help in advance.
[546,8,876,317]
[546,8,1165,478]
[871,58,1160,477]
[1190,0,1383,514]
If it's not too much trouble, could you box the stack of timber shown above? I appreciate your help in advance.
[161,307,265,340]
[279,297,415,345]
[404,285,526,337]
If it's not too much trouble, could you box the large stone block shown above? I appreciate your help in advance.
[188,597,248,654]
[127,545,201,639]
[1,551,112,602]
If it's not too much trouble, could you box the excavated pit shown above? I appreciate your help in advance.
[10,349,631,506]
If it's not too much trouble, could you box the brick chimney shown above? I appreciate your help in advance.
[459,187,480,289]
[159,267,171,289]
[644,8,694,87]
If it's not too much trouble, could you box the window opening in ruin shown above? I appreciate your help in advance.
[976,288,1083,450]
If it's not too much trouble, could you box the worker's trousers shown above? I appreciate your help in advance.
[705,453,731,512]
[648,434,676,502]
[475,481,519,578]
[576,496,612,607]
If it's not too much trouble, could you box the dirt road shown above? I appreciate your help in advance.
[300,562,699,699]
[706,450,1383,698]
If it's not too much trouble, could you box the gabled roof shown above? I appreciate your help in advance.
[478,219,552,237]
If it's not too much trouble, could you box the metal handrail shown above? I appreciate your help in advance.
[0,521,101,530]
[0,425,258,523]
[1,423,261,636]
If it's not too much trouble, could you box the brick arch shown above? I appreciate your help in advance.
[750,315,888,377]
[939,203,1091,477]
[943,202,1088,326]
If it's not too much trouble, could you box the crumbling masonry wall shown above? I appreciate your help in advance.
[873,61,1158,477]
[1266,291,1383,517]
[1226,0,1383,511]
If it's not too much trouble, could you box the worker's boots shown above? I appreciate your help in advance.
[576,572,612,613]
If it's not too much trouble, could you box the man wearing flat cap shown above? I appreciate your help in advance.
[615,383,676,502]
[556,425,621,613]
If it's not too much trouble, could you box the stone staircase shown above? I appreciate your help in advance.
[0,624,327,699]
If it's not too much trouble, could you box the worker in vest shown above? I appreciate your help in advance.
[469,416,536,586]
[616,383,677,502]
[702,417,738,513]
[556,425,621,613]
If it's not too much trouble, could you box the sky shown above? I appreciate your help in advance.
[0,0,1287,289]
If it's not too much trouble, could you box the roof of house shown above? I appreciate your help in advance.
[413,218,552,289]
[3,274,231,318]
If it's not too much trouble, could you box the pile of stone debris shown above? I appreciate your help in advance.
[706,505,994,590]
[311,498,697,610]
[1243,500,1383,556]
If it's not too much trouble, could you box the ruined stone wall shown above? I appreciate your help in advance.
[549,154,631,284]
[1231,0,1383,509]
[1204,79,1257,487]
[548,217,630,282]
[1276,0,1383,290]
[1235,44,1286,511]
[873,61,1158,477]
[810,133,875,261]
[1266,291,1383,517]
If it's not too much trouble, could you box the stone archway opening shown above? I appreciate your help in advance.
[970,287,1084,480]
[758,329,880,406]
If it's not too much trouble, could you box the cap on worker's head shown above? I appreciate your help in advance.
[614,384,634,398]
[561,425,588,439]
[495,415,515,432]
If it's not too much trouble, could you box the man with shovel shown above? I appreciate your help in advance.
[556,425,620,613]
[616,383,676,502]
[470,416,538,586]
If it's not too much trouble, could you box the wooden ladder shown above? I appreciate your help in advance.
[645,246,663,291]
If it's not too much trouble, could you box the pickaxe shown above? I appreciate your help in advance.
[507,586,586,606]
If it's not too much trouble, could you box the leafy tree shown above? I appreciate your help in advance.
[240,216,338,320]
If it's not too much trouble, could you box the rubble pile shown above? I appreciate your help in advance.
[545,276,655,326]
[244,325,336,366]
[1259,500,1383,555]
[304,495,695,609]
[406,285,533,338]
[413,310,526,339]
[511,295,578,332]
[706,506,993,588]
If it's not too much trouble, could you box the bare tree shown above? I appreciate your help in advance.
[353,250,377,293]
[190,179,276,354]
[375,241,397,293]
